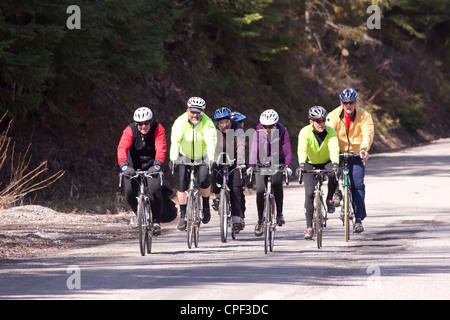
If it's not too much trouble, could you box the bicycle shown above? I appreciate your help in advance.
[172,161,206,249]
[212,152,243,242]
[338,152,360,242]
[119,169,163,256]
[299,168,335,249]
[249,164,289,254]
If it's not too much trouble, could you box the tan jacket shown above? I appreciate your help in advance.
[327,105,374,153]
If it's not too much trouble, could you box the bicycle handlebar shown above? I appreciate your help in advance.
[248,165,290,185]
[340,151,367,166]
[214,152,236,166]
[298,169,336,185]
[119,170,164,187]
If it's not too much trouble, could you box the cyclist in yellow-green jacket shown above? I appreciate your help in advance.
[298,106,340,240]
[170,97,217,231]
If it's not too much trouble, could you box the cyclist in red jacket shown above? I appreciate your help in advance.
[117,107,167,235]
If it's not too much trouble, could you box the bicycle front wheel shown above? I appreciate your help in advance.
[269,198,276,252]
[219,189,228,243]
[194,196,200,248]
[145,201,152,254]
[344,185,350,242]
[137,195,146,256]
[314,192,323,249]
[264,196,271,254]
[186,194,195,249]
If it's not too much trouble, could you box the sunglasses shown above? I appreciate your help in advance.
[263,125,275,129]
[343,101,355,106]
[314,119,326,124]
[188,109,203,115]
[137,121,151,127]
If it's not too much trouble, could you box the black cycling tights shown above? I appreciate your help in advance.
[254,171,284,220]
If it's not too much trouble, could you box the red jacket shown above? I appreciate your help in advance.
[117,122,166,170]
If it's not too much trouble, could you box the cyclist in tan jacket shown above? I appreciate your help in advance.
[327,88,374,233]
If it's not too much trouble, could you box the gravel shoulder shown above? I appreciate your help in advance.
[0,205,177,262]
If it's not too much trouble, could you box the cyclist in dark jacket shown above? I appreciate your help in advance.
[211,107,246,232]
[117,107,166,235]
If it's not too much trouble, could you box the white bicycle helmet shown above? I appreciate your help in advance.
[133,107,153,122]
[260,109,279,125]
[187,97,206,110]
[308,106,328,120]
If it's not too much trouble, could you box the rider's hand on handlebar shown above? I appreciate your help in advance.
[148,165,162,174]
[360,148,369,163]
[299,163,305,173]
[284,165,293,177]
[121,165,135,176]
[332,162,339,175]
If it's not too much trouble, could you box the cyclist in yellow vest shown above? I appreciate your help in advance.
[170,97,217,231]
[298,106,340,240]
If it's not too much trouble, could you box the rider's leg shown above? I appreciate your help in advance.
[349,157,366,221]
[176,164,189,230]
[198,164,211,224]
[303,163,315,230]
[229,169,243,231]
[325,161,337,213]
[271,171,285,225]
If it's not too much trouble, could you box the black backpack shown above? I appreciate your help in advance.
[160,184,177,223]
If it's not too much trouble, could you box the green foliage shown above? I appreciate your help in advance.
[0,0,449,138]
[0,0,175,116]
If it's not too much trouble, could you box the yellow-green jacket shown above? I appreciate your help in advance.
[298,124,340,165]
[170,113,217,161]
[327,105,374,153]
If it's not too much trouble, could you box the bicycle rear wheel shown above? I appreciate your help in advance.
[137,195,146,256]
[314,192,323,249]
[219,189,228,242]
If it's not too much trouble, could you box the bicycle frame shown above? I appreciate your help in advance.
[299,168,334,249]
[119,169,163,256]
[213,152,240,242]
[184,162,203,249]
[339,153,358,242]
[250,164,288,254]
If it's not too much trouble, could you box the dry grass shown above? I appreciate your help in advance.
[0,112,64,209]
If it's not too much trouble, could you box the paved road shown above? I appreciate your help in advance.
[1,139,449,300]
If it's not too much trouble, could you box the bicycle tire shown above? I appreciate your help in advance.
[194,196,200,248]
[145,201,152,254]
[186,193,194,249]
[264,196,271,254]
[269,197,276,252]
[219,189,228,243]
[344,185,350,242]
[314,192,322,249]
[137,195,146,256]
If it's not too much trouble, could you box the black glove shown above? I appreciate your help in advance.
[148,164,162,174]
[332,162,339,175]
[122,166,135,176]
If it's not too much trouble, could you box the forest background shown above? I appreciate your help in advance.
[0,0,449,212]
